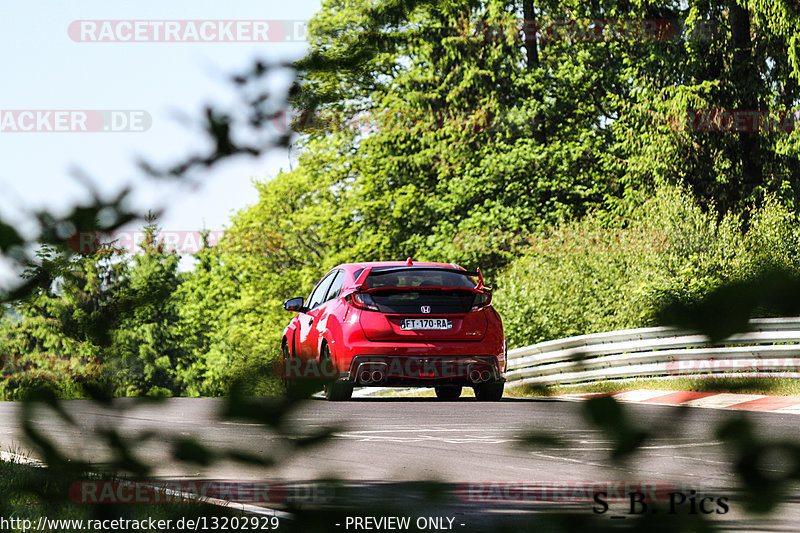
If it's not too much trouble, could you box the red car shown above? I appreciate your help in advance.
[280,259,506,401]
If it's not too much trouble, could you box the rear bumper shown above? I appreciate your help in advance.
[344,354,505,387]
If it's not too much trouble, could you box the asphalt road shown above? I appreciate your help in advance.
[1,396,799,531]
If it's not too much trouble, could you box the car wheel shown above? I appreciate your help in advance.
[473,381,504,401]
[434,386,462,400]
[325,380,353,401]
[321,344,352,401]
[282,343,311,400]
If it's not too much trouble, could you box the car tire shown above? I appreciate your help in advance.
[282,343,311,400]
[434,386,462,400]
[325,380,354,401]
[321,344,353,401]
[473,381,504,401]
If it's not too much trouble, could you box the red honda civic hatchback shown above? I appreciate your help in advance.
[280,259,506,401]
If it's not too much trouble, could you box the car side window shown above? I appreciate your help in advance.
[307,272,336,310]
[324,270,344,302]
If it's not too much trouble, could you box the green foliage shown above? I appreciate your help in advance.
[0,220,200,400]
[173,169,347,396]
[494,185,800,348]
[284,0,800,275]
[109,219,187,397]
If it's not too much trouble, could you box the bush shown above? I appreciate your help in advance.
[493,185,800,348]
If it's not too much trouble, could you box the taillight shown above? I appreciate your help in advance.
[345,292,380,311]
[471,291,491,311]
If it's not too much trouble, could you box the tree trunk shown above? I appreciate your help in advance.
[522,0,546,144]
[729,2,762,212]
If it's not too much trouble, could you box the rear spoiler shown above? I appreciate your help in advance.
[362,266,479,276]
[476,268,486,291]
[354,266,372,290]
[353,266,489,291]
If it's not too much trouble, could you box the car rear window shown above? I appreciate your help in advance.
[369,289,477,314]
[354,268,476,289]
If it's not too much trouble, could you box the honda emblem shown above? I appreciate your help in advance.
[420,306,431,314]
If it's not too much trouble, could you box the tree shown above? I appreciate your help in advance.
[109,218,188,397]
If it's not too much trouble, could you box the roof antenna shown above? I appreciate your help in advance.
[405,257,413,266]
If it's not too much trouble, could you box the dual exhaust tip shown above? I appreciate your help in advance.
[469,369,492,383]
[358,363,387,385]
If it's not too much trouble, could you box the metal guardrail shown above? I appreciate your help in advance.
[505,317,800,387]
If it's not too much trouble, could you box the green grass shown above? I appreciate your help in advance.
[0,458,245,532]
[506,377,800,397]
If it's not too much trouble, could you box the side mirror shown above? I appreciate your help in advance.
[283,297,307,313]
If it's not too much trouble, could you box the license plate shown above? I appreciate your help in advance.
[401,318,452,330]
